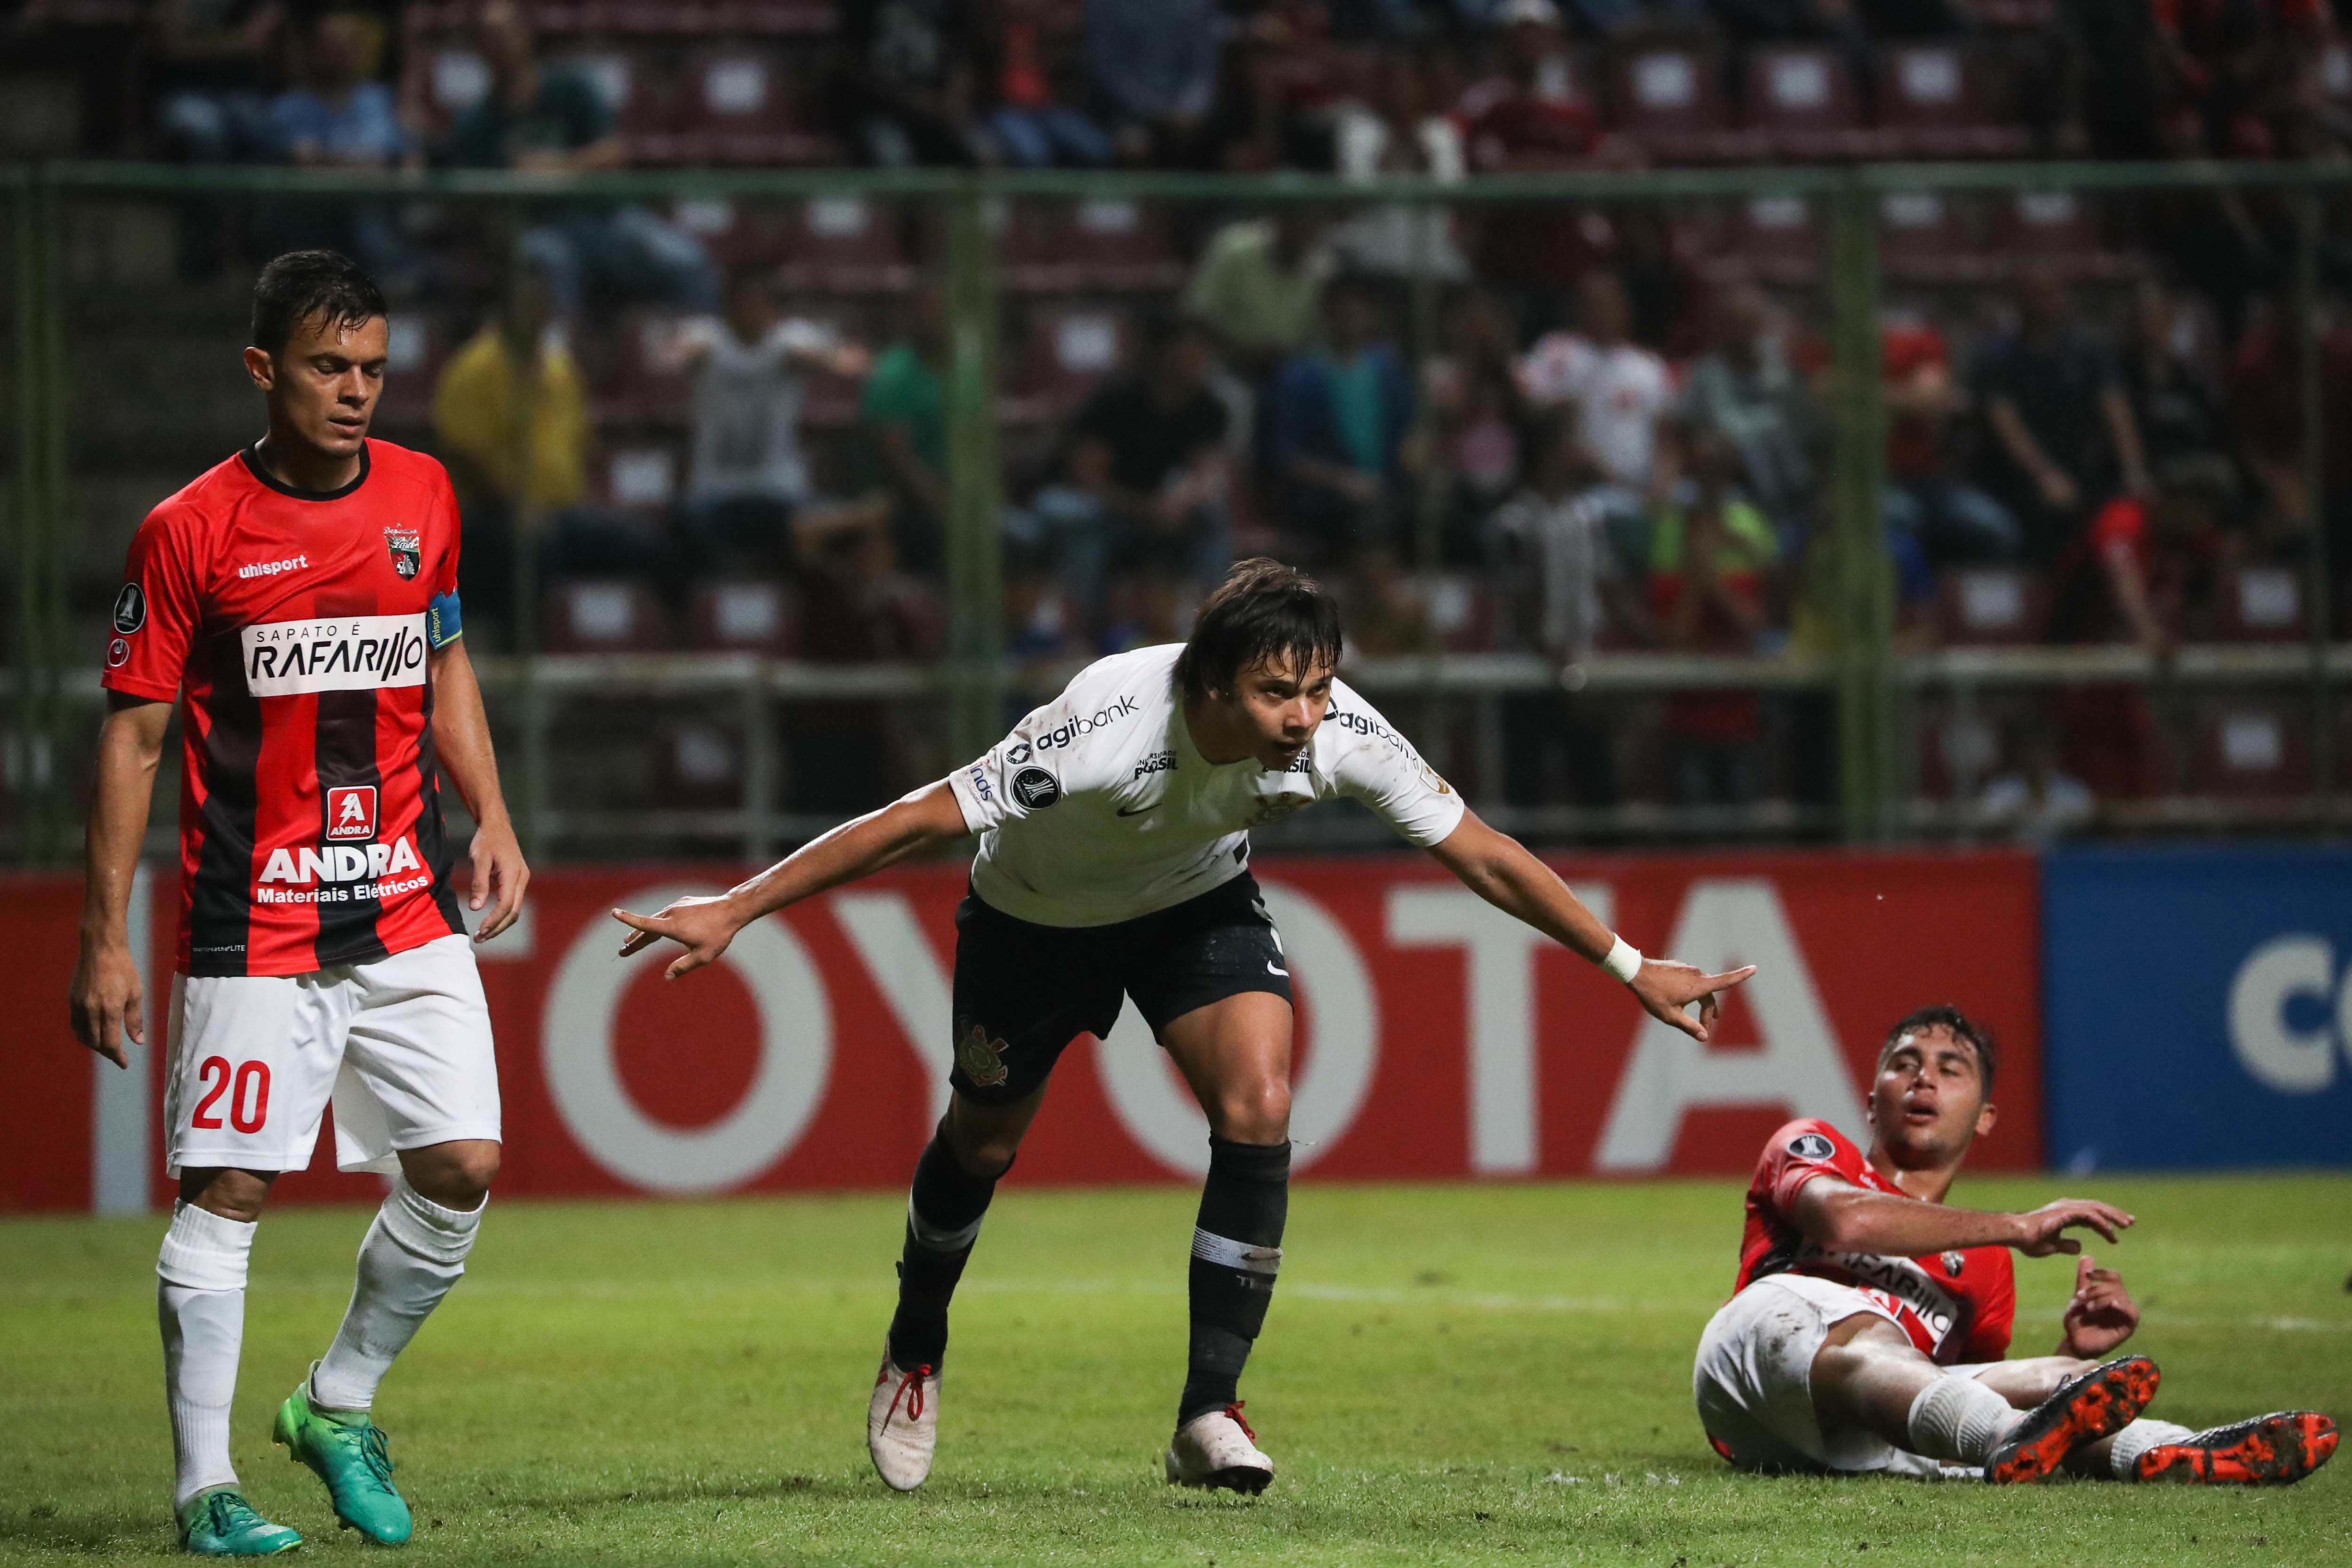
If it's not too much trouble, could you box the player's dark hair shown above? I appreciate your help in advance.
[1176,558,1343,701]
[1881,1005,1997,1098]
[250,250,386,357]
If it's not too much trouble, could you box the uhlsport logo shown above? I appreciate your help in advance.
[241,614,428,697]
[326,784,379,842]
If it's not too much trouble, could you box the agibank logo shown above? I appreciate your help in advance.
[326,785,378,842]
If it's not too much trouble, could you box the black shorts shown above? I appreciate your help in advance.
[947,872,1292,1105]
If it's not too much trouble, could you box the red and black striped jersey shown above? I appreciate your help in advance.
[104,439,469,978]
[1733,1119,2015,1364]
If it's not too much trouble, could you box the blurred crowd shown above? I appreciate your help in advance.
[13,0,2352,826]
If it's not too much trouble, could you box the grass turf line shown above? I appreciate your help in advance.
[3,1175,2347,1566]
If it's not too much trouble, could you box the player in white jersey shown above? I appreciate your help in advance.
[613,558,1753,1495]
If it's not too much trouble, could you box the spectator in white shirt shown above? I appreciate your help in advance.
[1518,269,1676,495]
[664,270,873,580]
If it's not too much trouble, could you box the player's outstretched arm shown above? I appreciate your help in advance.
[69,695,173,1067]
[1791,1175,2136,1260]
[612,779,970,979]
[429,640,529,942]
[2057,1256,2140,1358]
[1422,809,1754,1042]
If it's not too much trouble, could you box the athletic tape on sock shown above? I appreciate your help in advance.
[378,1177,482,1268]
[1907,1372,2020,1465]
[908,1195,985,1254]
[1191,1228,1283,1275]
[157,1201,257,1292]
[2109,1418,2195,1480]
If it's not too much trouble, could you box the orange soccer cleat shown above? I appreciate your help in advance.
[2136,1412,2339,1486]
[1985,1355,2161,1484]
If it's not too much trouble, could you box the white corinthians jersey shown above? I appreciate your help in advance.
[949,644,1465,926]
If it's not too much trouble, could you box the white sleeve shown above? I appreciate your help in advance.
[1324,682,1467,848]
[947,704,1064,834]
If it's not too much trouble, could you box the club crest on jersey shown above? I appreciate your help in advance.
[1788,1131,1836,1161]
[326,784,379,842]
[1941,1251,1966,1278]
[385,528,422,580]
[955,1020,1010,1088]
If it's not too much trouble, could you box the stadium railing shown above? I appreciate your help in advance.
[3,160,2346,864]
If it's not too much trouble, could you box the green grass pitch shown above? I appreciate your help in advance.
[4,1175,2348,1566]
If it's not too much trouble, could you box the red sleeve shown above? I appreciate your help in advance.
[1760,1119,1866,1218]
[1958,1248,2016,1362]
[101,505,204,704]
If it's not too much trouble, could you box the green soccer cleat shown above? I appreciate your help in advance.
[271,1381,412,1545]
[175,1488,302,1556]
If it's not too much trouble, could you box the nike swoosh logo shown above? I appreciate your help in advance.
[1266,961,1288,977]
[1117,802,1158,816]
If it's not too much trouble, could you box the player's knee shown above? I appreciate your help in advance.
[1211,1079,1291,1144]
[403,1141,500,1210]
[180,1167,272,1224]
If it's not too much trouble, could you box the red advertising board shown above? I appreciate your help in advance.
[1,851,2042,1213]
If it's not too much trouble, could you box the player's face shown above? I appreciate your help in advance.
[245,312,388,462]
[1224,654,1334,771]
[1868,1026,1995,1167]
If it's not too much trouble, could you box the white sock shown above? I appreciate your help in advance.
[2108,1418,2196,1479]
[309,1178,482,1413]
[157,1202,257,1511]
[1906,1373,2024,1465]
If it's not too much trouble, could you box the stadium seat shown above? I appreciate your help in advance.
[1002,198,1186,294]
[1016,301,1132,406]
[2216,564,2307,642]
[2193,700,2311,798]
[679,48,834,165]
[553,46,686,161]
[1742,46,1885,162]
[686,579,796,655]
[1879,190,1986,286]
[1709,192,1820,287]
[1999,190,2135,283]
[542,579,671,653]
[775,196,913,294]
[407,40,490,135]
[603,444,683,514]
[1422,572,1499,653]
[651,721,746,808]
[579,309,694,429]
[1936,567,2048,645]
[1875,44,2033,161]
[667,196,797,269]
[1607,44,1752,164]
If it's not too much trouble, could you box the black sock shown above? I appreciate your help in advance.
[1178,1136,1290,1425]
[885,1123,1002,1371]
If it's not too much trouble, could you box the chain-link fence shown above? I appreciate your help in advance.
[4,160,2346,864]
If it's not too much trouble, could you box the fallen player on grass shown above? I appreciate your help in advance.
[1693,1005,2337,1485]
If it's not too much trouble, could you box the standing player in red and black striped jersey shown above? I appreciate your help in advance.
[67,251,528,1556]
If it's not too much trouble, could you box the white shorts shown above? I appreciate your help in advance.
[1693,1274,1986,1479]
[164,933,500,1178]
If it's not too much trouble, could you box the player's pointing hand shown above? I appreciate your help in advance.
[1630,960,1758,1043]
[2013,1197,2136,1257]
[612,893,743,979]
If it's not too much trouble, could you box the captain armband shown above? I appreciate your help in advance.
[426,591,463,650]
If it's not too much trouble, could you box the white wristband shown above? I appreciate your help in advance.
[1601,936,1643,984]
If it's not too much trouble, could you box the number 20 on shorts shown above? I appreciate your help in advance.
[191,1057,271,1133]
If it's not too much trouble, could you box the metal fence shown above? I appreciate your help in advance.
[4,159,2346,864]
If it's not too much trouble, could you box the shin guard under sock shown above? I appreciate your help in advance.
[885,1125,1002,1370]
[310,1178,484,1412]
[1178,1136,1290,1425]
[158,1202,257,1511]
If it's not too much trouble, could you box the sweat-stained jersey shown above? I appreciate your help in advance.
[948,644,1464,926]
[103,440,469,978]
[1734,1118,2016,1364]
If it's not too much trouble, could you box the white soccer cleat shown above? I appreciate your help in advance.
[1163,1401,1274,1495]
[866,1349,940,1493]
